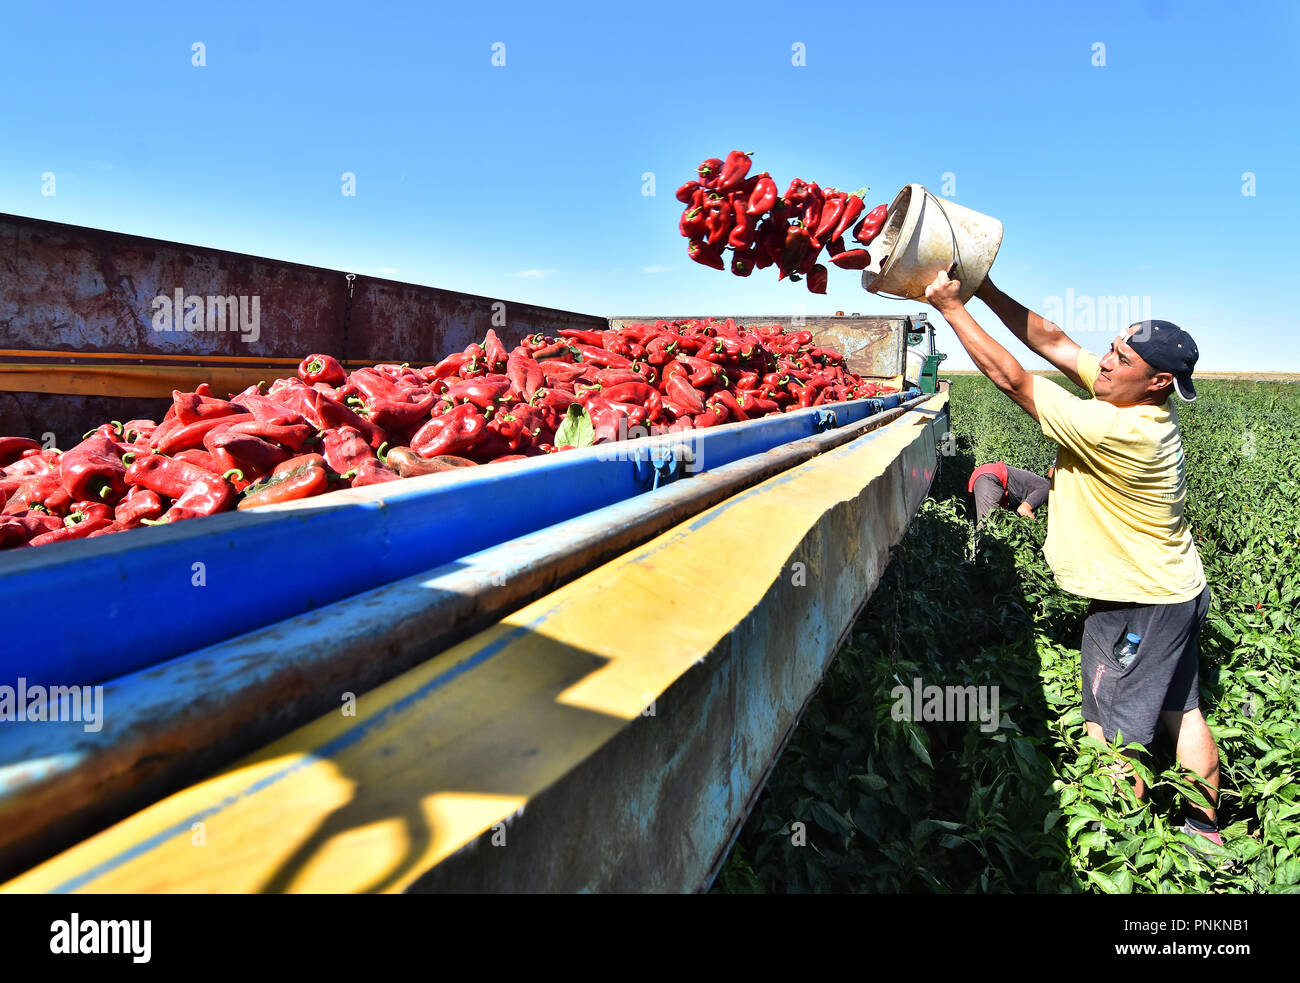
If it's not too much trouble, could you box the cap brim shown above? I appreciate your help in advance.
[1173,375,1197,402]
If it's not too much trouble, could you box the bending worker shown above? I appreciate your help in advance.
[969,460,1051,525]
[925,270,1222,850]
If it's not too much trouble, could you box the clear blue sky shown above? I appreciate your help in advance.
[2,0,1297,371]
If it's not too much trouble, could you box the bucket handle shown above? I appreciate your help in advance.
[868,188,963,302]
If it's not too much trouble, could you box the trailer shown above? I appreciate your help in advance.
[0,214,949,892]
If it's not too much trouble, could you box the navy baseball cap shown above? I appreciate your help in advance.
[1126,320,1199,402]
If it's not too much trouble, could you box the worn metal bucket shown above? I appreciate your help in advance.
[862,184,1003,304]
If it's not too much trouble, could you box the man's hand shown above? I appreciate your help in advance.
[1016,502,1036,519]
[924,270,964,314]
[924,272,1039,423]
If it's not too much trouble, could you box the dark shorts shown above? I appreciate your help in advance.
[1079,585,1211,747]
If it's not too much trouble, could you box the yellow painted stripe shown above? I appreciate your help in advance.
[0,364,281,398]
[3,393,946,894]
[0,349,304,365]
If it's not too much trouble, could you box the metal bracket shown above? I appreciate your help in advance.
[634,446,682,491]
[812,408,838,433]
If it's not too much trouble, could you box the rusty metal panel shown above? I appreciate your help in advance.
[347,277,605,365]
[0,213,348,360]
[0,392,168,448]
[0,214,606,438]
[607,314,910,378]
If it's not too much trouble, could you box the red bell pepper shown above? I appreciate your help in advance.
[298,354,347,387]
[854,204,889,245]
[446,376,511,409]
[120,419,158,443]
[114,486,165,527]
[728,197,757,250]
[815,191,847,244]
[716,150,752,191]
[174,449,224,474]
[780,225,814,279]
[411,402,489,459]
[0,512,62,548]
[664,374,706,415]
[482,330,509,372]
[558,329,606,347]
[737,392,781,416]
[208,431,292,484]
[573,345,632,369]
[305,391,387,449]
[126,454,235,517]
[832,190,867,243]
[26,509,113,546]
[429,352,474,380]
[807,264,828,294]
[238,454,330,510]
[506,352,545,400]
[58,436,128,502]
[703,196,734,248]
[679,196,708,238]
[363,392,438,431]
[540,360,588,386]
[348,458,400,486]
[0,437,41,467]
[225,420,314,452]
[320,427,375,475]
[676,180,701,204]
[697,157,724,185]
[152,413,253,455]
[688,239,725,270]
[746,173,778,215]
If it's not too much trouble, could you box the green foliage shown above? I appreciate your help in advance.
[714,376,1299,894]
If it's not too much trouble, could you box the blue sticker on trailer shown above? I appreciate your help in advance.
[0,391,918,687]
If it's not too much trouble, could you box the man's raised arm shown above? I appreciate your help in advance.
[976,277,1085,389]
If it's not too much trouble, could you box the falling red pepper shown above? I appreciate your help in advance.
[716,150,753,191]
[746,173,778,215]
[697,157,724,185]
[807,265,828,294]
[854,204,889,245]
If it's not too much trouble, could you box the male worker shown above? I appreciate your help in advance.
[968,460,1051,525]
[924,270,1222,850]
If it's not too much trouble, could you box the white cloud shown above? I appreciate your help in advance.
[512,269,554,279]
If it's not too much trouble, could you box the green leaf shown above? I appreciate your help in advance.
[1087,870,1119,893]
[855,773,889,792]
[555,403,594,448]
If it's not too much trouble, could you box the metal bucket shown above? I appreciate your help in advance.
[862,184,1003,304]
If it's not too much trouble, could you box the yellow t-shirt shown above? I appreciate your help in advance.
[1032,350,1206,603]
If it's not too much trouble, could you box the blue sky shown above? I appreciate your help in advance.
[2,0,1297,371]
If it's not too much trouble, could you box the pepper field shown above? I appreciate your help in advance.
[716,375,1299,894]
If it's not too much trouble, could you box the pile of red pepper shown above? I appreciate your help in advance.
[678,151,890,292]
[0,322,895,550]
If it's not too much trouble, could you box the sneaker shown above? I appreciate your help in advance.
[1177,817,1228,864]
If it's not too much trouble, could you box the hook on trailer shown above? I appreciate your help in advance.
[812,409,838,433]
[632,445,682,491]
